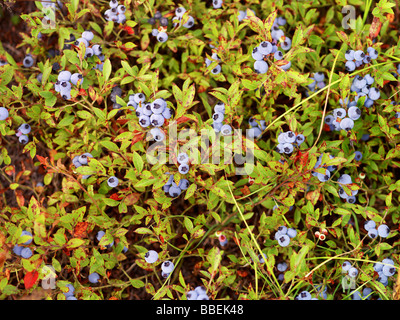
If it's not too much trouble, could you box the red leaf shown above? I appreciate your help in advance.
[24,271,39,290]
[123,26,134,35]
[110,193,123,201]
[36,155,48,168]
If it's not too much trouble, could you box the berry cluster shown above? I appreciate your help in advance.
[237,9,256,22]
[74,30,105,71]
[186,285,210,300]
[163,172,190,198]
[295,287,327,300]
[274,225,297,247]
[247,117,266,139]
[15,123,31,145]
[306,72,326,95]
[337,173,358,203]
[149,11,169,43]
[12,230,33,259]
[276,130,305,155]
[341,261,359,278]
[250,16,291,74]
[172,7,195,29]
[364,219,390,239]
[205,52,222,75]
[63,284,78,300]
[344,47,378,72]
[96,230,114,249]
[129,93,172,129]
[211,101,232,135]
[72,152,94,179]
[54,70,84,100]
[276,261,288,281]
[104,0,127,24]
[311,153,337,183]
[374,257,397,286]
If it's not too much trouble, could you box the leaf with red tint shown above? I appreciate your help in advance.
[369,16,382,40]
[36,155,49,168]
[79,88,87,96]
[15,189,25,207]
[74,222,89,238]
[24,271,39,290]
[123,26,134,35]
[110,193,123,201]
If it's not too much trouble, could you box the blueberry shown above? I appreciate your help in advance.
[178,179,190,190]
[295,134,305,145]
[317,169,330,182]
[297,291,312,300]
[258,41,273,55]
[344,50,355,61]
[58,70,72,82]
[367,228,378,239]
[280,60,291,71]
[78,153,93,165]
[162,107,172,119]
[280,37,292,51]
[186,290,198,300]
[345,60,356,72]
[142,103,153,116]
[138,115,151,127]
[88,272,100,284]
[314,72,325,82]
[382,265,396,277]
[338,174,352,185]
[150,114,165,127]
[333,108,346,119]
[82,30,94,42]
[159,17,168,26]
[347,106,361,120]
[274,51,283,61]
[109,0,118,8]
[18,123,31,135]
[197,294,209,300]
[354,151,362,161]
[117,4,126,14]
[342,261,351,272]
[252,47,264,61]
[75,37,89,47]
[177,152,189,164]
[107,176,119,188]
[23,54,34,68]
[367,47,378,59]
[368,87,380,100]
[354,50,365,61]
[339,117,354,131]
[21,247,33,259]
[277,234,290,247]
[287,228,297,238]
[212,0,223,9]
[144,250,159,263]
[19,135,29,144]
[161,260,175,273]
[63,284,75,297]
[151,98,167,114]
[348,267,358,278]
[175,6,186,18]
[214,101,225,114]
[150,127,165,142]
[211,64,222,74]
[178,163,189,174]
[248,127,262,139]
[283,131,296,143]
[212,111,224,123]
[377,224,390,238]
[254,60,268,74]
[324,115,334,124]
[132,93,146,104]
[169,185,182,197]
[258,253,267,263]
[13,244,23,256]
[157,32,168,43]
[183,15,195,28]
[194,285,207,295]
[220,124,232,136]
[373,262,383,272]
[70,73,84,86]
[377,272,389,286]
[277,262,288,272]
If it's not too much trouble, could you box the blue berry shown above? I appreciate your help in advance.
[297,291,312,300]
[13,245,23,256]
[21,247,33,259]
[287,228,297,238]
[340,118,354,131]
[342,261,351,272]
[144,250,159,263]
[178,163,189,174]
[277,234,290,247]
[186,290,198,300]
[63,284,75,297]
[88,272,100,284]
[382,265,396,277]
[214,101,225,114]
[19,135,29,144]
[277,262,288,272]
[220,124,232,136]
[161,260,175,273]
[107,176,119,188]
[367,228,378,239]
[23,54,34,68]
[368,87,380,100]
[194,285,207,295]
[345,50,355,61]
[354,151,362,161]
[138,115,151,127]
[169,185,182,197]
[212,111,224,123]
[345,60,356,72]
[258,41,272,55]
[177,152,189,164]
[0,107,9,120]
[354,50,365,61]
[377,224,390,238]
[254,60,268,74]
[280,37,292,51]
[78,153,93,165]
[348,267,358,278]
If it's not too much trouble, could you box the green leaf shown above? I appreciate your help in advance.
[103,58,112,82]
[100,140,119,152]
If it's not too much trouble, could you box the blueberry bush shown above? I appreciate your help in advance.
[1,0,400,301]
